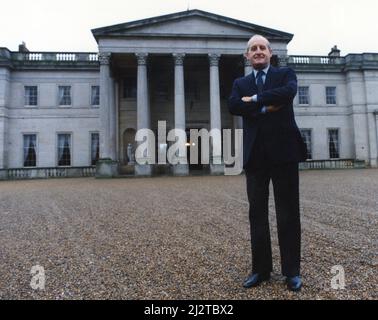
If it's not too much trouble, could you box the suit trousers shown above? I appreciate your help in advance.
[245,161,301,277]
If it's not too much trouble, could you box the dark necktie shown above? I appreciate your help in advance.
[256,70,265,94]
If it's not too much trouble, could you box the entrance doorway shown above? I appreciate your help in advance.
[186,128,204,172]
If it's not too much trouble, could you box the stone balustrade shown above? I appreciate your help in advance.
[298,159,365,170]
[0,50,100,70]
[10,52,99,62]
[0,166,96,180]
[288,55,345,64]
[2,49,378,69]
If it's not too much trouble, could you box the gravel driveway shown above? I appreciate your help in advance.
[0,169,376,299]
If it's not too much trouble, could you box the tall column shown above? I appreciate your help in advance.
[135,52,152,176]
[364,70,378,167]
[244,56,253,75]
[232,56,251,130]
[172,53,189,175]
[367,112,378,167]
[109,77,117,161]
[136,53,150,131]
[278,55,288,67]
[96,52,118,178]
[347,71,370,163]
[115,81,120,161]
[375,111,378,165]
[99,52,111,159]
[208,53,223,174]
[0,68,10,173]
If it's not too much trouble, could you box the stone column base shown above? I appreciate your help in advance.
[0,170,8,180]
[135,164,152,176]
[96,159,119,178]
[172,164,189,176]
[353,160,367,169]
[210,163,224,175]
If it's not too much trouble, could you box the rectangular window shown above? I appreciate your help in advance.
[58,86,72,105]
[57,134,71,166]
[91,133,100,166]
[326,86,336,105]
[24,86,38,106]
[298,86,309,105]
[300,129,312,160]
[123,77,137,99]
[91,86,100,106]
[23,134,37,167]
[328,129,340,159]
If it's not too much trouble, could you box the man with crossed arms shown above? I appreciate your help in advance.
[228,35,307,292]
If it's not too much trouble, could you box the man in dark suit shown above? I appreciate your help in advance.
[228,35,307,291]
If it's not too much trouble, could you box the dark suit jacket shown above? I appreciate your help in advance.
[228,66,307,168]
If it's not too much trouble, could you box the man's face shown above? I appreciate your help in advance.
[245,38,272,70]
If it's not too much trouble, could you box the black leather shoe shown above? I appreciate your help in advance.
[286,276,302,292]
[243,273,270,288]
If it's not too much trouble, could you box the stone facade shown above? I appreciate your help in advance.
[0,9,377,178]
[291,54,378,167]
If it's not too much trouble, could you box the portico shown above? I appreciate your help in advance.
[92,9,291,176]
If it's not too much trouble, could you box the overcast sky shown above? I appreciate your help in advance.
[0,0,377,56]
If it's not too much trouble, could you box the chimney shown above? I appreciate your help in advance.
[328,45,340,58]
[18,41,29,53]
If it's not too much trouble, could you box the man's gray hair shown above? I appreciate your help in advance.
[246,35,272,53]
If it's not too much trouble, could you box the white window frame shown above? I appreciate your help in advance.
[327,128,340,159]
[57,85,72,107]
[90,131,100,166]
[299,128,312,160]
[325,86,337,105]
[56,132,73,167]
[298,86,310,106]
[24,85,38,107]
[22,133,38,167]
[91,85,100,107]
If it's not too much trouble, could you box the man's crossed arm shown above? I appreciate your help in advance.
[228,68,297,118]
[241,95,283,113]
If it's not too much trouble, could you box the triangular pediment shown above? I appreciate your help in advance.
[92,9,293,42]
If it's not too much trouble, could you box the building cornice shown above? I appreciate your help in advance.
[91,9,293,43]
[1,51,378,73]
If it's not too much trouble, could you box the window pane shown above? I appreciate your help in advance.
[23,134,37,167]
[91,133,99,165]
[298,86,309,105]
[59,86,71,105]
[300,129,312,159]
[25,86,38,106]
[328,129,340,158]
[91,86,100,105]
[326,87,336,105]
[58,134,71,166]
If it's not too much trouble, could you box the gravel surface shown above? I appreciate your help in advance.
[0,169,376,300]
